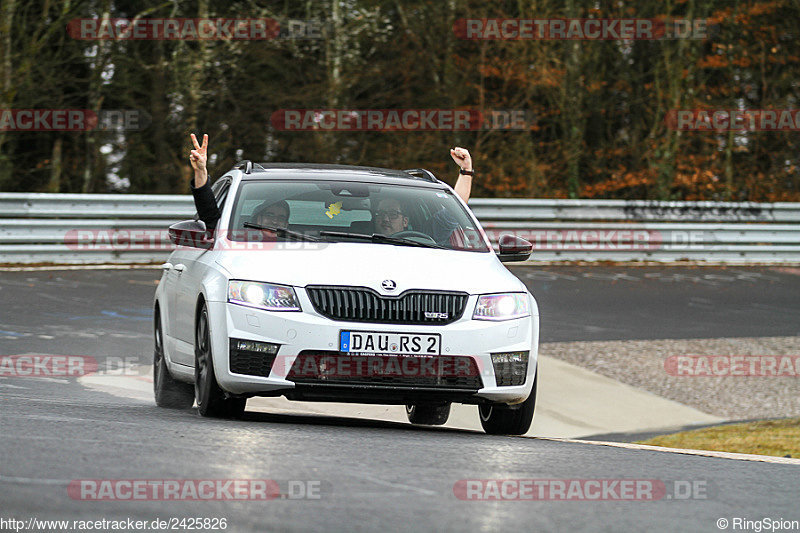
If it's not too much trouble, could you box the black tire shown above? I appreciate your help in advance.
[405,403,451,425]
[153,308,195,409]
[194,304,246,419]
[479,369,537,435]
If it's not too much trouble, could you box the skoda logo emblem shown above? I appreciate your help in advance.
[381,279,396,291]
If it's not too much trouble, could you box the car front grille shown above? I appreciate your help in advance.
[305,286,468,325]
[286,351,483,390]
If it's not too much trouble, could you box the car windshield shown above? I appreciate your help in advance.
[227,179,490,252]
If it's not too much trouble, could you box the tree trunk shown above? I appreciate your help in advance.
[47,137,62,192]
[0,0,16,188]
[182,0,209,186]
[562,0,583,198]
[81,1,111,193]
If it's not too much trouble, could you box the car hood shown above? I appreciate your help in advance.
[214,242,526,295]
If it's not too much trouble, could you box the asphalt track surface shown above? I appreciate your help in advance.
[1,266,799,532]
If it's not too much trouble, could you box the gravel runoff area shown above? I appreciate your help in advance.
[539,336,800,420]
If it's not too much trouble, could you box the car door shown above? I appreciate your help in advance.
[164,250,187,348]
[172,178,231,361]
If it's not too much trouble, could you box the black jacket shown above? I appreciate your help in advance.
[190,178,221,232]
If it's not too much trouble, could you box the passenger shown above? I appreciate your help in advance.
[251,200,290,230]
[188,133,220,232]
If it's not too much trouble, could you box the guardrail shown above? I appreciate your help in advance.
[1,193,799,264]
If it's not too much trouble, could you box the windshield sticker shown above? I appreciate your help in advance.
[325,201,343,219]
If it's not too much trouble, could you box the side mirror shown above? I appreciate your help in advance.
[168,219,214,249]
[497,234,532,263]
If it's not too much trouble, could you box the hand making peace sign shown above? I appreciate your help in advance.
[189,133,209,187]
[189,133,208,171]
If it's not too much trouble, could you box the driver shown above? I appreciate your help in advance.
[373,195,465,246]
[374,198,408,235]
[373,146,474,239]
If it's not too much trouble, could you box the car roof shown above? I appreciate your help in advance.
[235,163,448,189]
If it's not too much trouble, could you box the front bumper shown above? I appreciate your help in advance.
[207,294,539,405]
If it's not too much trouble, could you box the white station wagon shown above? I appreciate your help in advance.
[153,162,539,434]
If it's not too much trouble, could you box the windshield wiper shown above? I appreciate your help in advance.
[318,231,447,249]
[243,222,322,242]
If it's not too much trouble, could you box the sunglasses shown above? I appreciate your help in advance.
[374,209,404,221]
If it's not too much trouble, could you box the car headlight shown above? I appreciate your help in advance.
[473,293,530,321]
[228,280,301,311]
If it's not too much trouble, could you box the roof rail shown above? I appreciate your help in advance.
[403,168,439,183]
[233,160,267,174]
[234,160,253,174]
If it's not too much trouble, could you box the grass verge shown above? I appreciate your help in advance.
[637,418,800,458]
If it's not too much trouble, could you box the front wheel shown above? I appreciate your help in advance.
[479,369,537,435]
[406,403,451,425]
[153,309,194,409]
[195,304,246,419]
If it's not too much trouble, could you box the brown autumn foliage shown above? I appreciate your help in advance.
[0,0,798,201]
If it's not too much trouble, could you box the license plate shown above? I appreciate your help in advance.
[340,331,441,355]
